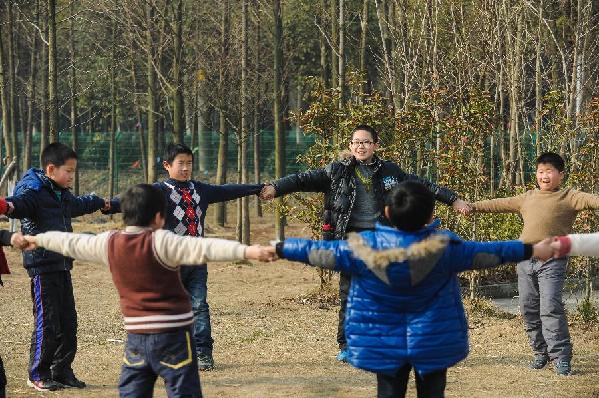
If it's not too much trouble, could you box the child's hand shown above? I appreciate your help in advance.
[245,245,278,262]
[259,185,276,201]
[10,232,28,250]
[550,236,571,258]
[532,238,553,261]
[101,199,111,212]
[22,235,39,251]
[452,199,472,215]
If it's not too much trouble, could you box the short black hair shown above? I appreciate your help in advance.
[385,181,435,232]
[352,125,379,143]
[41,143,77,168]
[536,152,565,172]
[121,184,166,227]
[165,143,194,164]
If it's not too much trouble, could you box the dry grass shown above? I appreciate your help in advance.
[1,207,598,397]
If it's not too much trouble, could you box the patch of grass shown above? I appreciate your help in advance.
[572,298,599,325]
[296,281,339,309]
[463,296,516,320]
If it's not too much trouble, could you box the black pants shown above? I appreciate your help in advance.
[336,271,351,348]
[28,271,78,381]
[0,355,6,398]
[376,364,447,398]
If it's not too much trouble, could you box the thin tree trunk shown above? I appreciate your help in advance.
[70,1,79,194]
[0,16,12,162]
[338,0,345,106]
[320,0,329,87]
[129,40,147,182]
[146,3,157,183]
[40,13,49,164]
[7,1,17,160]
[254,1,262,218]
[48,0,58,142]
[109,8,117,200]
[359,0,369,97]
[172,0,184,143]
[330,0,338,89]
[535,0,543,157]
[215,0,230,226]
[240,0,250,244]
[273,0,285,241]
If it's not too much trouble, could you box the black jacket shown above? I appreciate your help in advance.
[7,168,105,276]
[272,155,458,240]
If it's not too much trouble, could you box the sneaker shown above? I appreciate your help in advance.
[336,348,349,363]
[53,374,86,388]
[529,354,549,370]
[554,360,572,376]
[27,379,62,391]
[197,353,214,371]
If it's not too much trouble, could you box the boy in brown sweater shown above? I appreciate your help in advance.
[468,152,599,376]
[20,184,276,398]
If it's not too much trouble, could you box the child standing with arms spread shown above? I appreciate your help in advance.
[1,143,110,391]
[113,143,263,370]
[274,181,552,398]
[21,184,276,398]
[469,152,599,375]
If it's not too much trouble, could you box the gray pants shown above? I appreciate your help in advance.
[517,257,572,362]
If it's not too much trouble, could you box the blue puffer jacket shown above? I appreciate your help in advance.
[280,221,530,376]
[7,168,106,277]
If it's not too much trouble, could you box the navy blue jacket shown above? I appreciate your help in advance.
[7,168,105,276]
[279,221,531,376]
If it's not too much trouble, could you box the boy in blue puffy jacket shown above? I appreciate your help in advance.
[275,181,552,398]
[1,143,110,392]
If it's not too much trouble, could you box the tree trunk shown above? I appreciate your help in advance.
[48,0,58,142]
[374,0,398,111]
[215,0,230,227]
[109,9,117,200]
[146,3,157,183]
[535,0,543,157]
[254,2,262,218]
[359,0,369,97]
[7,1,17,164]
[330,0,338,89]
[129,38,147,183]
[338,0,345,106]
[40,13,49,164]
[273,0,285,241]
[70,1,79,194]
[320,0,329,87]
[240,0,250,244]
[0,15,12,162]
[172,0,184,143]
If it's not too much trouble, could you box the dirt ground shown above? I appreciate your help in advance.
[1,206,599,398]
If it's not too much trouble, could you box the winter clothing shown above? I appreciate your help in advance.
[278,221,531,376]
[34,226,248,398]
[7,168,105,276]
[376,364,447,398]
[555,232,599,257]
[0,229,14,397]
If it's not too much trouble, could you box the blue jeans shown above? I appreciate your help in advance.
[179,265,213,356]
[119,328,202,398]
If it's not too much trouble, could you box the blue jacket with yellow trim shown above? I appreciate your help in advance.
[279,221,531,376]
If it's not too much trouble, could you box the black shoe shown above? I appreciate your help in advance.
[53,374,86,388]
[27,379,63,391]
[528,354,549,370]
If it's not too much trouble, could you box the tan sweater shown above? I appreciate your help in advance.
[472,188,599,243]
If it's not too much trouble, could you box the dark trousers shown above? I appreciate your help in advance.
[28,271,78,382]
[376,364,447,398]
[337,271,351,348]
[0,355,6,398]
[180,265,213,356]
[119,328,202,398]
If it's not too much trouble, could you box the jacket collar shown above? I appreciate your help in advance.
[374,218,441,235]
[342,154,384,171]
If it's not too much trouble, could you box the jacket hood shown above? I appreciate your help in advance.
[346,220,450,286]
[14,168,51,195]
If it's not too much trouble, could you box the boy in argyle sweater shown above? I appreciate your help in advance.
[113,143,263,370]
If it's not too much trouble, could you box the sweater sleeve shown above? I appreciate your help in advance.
[565,233,599,257]
[472,193,526,213]
[568,190,599,211]
[152,229,247,268]
[35,231,112,266]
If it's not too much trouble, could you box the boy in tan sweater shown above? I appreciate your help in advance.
[468,152,599,376]
[20,184,276,398]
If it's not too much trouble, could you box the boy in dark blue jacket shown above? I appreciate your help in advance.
[275,181,552,398]
[112,143,263,370]
[2,143,109,391]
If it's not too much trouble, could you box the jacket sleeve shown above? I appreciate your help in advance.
[565,233,599,257]
[69,194,106,217]
[0,230,13,246]
[203,182,264,204]
[471,193,525,213]
[445,239,532,273]
[395,168,457,205]
[279,238,358,274]
[6,189,40,219]
[568,190,599,211]
[35,231,112,266]
[272,167,332,197]
[153,229,247,268]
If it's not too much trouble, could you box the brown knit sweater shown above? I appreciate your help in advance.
[472,188,599,243]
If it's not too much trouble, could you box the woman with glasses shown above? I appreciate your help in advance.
[259,124,470,363]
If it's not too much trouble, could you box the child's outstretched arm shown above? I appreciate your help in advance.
[551,233,599,257]
[203,182,264,204]
[568,190,599,211]
[260,167,332,200]
[154,230,276,266]
[23,231,112,265]
[69,193,109,217]
[470,192,527,214]
[274,238,358,274]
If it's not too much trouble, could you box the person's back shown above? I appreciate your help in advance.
[277,181,550,398]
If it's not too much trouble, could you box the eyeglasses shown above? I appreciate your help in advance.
[350,140,374,147]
